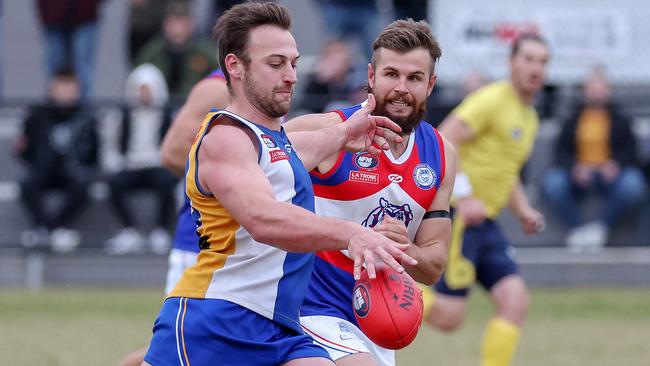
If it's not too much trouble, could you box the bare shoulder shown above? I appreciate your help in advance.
[200,117,258,162]
[188,78,229,110]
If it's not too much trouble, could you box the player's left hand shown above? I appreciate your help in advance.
[518,206,545,235]
[343,94,403,155]
[372,216,410,244]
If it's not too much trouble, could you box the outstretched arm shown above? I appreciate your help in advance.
[198,120,416,279]
[161,78,229,175]
[288,94,402,171]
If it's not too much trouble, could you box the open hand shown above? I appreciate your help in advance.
[343,94,403,155]
[347,227,417,280]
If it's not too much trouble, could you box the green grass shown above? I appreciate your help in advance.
[1,288,649,366]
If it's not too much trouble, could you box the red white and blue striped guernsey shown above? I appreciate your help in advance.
[300,102,446,344]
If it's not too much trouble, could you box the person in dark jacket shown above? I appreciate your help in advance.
[540,68,647,251]
[15,66,99,252]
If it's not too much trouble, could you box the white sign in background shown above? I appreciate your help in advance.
[432,0,649,84]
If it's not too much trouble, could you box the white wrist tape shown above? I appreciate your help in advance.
[452,172,473,199]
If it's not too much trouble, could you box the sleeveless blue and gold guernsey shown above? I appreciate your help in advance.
[168,110,316,333]
[173,68,226,253]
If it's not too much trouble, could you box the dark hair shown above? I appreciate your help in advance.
[52,64,78,80]
[166,1,191,17]
[511,33,547,57]
[371,18,441,74]
[212,1,291,87]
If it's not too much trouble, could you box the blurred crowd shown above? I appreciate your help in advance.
[9,0,650,254]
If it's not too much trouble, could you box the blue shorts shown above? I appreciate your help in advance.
[435,219,519,297]
[144,297,331,366]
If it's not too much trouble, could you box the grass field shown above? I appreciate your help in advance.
[1,288,649,366]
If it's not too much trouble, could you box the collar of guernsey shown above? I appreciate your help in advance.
[169,109,316,333]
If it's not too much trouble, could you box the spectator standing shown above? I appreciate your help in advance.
[36,0,103,100]
[295,39,361,113]
[314,0,379,61]
[15,66,99,252]
[127,0,166,65]
[104,64,177,255]
[540,69,647,251]
[135,1,218,101]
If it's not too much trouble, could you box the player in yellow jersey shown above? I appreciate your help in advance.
[421,33,550,366]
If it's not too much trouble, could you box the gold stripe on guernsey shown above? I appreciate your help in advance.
[169,112,241,298]
[181,298,191,366]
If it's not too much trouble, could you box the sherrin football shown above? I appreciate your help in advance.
[352,265,424,350]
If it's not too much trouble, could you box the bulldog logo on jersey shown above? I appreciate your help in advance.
[413,163,436,190]
[362,197,413,228]
[353,152,379,170]
[261,134,277,149]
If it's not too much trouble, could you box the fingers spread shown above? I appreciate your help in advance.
[372,116,402,135]
[353,255,363,280]
[365,254,377,279]
[378,249,405,273]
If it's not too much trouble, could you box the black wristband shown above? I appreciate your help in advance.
[423,210,451,219]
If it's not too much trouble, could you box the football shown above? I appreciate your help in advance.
[352,265,424,350]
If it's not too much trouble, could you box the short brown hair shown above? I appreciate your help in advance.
[212,1,291,86]
[371,19,441,74]
[510,33,547,57]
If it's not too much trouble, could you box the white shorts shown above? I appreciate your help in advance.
[300,315,395,366]
[164,248,198,294]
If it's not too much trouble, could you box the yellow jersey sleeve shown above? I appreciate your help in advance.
[453,85,500,134]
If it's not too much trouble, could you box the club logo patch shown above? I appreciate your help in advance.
[353,152,379,170]
[261,134,277,149]
[349,171,379,185]
[413,163,436,190]
[353,283,371,318]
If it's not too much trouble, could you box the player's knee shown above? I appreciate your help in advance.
[427,305,465,332]
[498,286,531,323]
[435,313,465,332]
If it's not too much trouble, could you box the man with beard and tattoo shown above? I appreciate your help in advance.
[284,19,457,366]
[142,3,416,366]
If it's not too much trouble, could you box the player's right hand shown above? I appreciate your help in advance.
[347,229,417,281]
[372,216,410,244]
[456,196,487,227]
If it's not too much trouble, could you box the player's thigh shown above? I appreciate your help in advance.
[336,352,381,366]
[489,274,530,325]
[282,357,335,366]
[301,315,395,366]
